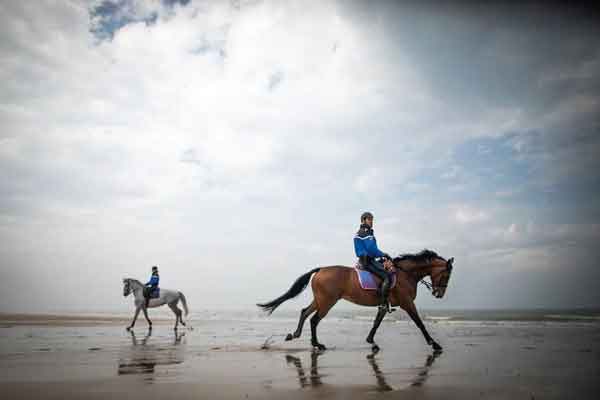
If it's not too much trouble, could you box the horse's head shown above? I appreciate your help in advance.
[123,278,132,297]
[430,256,454,299]
[394,250,454,298]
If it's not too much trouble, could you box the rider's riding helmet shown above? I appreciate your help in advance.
[360,211,374,222]
[152,265,158,272]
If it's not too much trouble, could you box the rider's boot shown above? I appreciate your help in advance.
[378,278,394,313]
[143,286,152,309]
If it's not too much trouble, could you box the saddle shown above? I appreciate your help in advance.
[143,287,160,299]
[355,264,397,291]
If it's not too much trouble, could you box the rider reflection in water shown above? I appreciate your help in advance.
[354,212,394,313]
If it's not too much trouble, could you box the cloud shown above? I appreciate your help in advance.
[453,206,489,224]
[0,0,599,311]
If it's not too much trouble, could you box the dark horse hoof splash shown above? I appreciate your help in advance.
[257,250,454,352]
[430,341,443,352]
[312,343,327,351]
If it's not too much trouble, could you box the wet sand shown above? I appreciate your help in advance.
[1,312,599,399]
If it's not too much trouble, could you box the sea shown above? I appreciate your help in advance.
[1,306,599,398]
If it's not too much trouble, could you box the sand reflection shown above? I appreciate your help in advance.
[118,330,186,381]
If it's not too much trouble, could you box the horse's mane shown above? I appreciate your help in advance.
[394,249,443,264]
[124,278,143,286]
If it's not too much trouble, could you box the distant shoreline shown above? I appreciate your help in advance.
[0,313,176,327]
[1,308,599,327]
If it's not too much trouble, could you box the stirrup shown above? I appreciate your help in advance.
[379,301,396,314]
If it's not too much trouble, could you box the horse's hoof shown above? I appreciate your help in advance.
[285,333,293,341]
[366,336,374,344]
[432,342,442,351]
[126,326,132,331]
[285,355,300,364]
[312,343,326,351]
[371,344,380,353]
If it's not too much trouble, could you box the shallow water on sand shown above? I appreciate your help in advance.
[1,313,600,398]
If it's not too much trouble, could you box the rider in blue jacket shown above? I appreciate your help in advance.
[144,266,159,308]
[354,212,393,312]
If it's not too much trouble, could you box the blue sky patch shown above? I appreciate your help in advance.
[89,0,190,40]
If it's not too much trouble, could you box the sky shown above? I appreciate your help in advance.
[1,0,599,313]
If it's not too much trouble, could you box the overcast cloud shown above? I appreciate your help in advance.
[1,0,599,313]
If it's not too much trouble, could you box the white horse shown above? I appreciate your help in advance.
[122,278,189,330]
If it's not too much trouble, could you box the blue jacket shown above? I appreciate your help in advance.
[146,273,159,288]
[354,224,386,259]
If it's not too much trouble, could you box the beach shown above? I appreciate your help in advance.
[1,309,599,399]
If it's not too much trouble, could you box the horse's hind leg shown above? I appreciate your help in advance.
[168,303,182,330]
[286,301,316,341]
[310,299,336,351]
[178,309,186,327]
[175,299,186,327]
[310,313,325,351]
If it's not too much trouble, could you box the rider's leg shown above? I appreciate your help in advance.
[144,287,157,309]
[364,260,391,311]
[380,275,391,311]
[143,287,150,308]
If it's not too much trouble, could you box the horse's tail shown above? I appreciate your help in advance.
[178,291,189,316]
[256,268,321,315]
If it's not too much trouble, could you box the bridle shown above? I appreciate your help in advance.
[393,257,454,295]
[123,279,131,296]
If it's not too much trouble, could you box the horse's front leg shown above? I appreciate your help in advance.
[142,306,153,330]
[127,306,141,331]
[405,302,442,351]
[366,306,387,352]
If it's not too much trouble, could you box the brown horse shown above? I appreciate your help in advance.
[257,249,454,351]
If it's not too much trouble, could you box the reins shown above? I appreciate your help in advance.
[393,257,452,293]
[394,264,434,292]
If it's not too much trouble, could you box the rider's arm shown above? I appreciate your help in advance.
[147,275,159,287]
[365,236,387,259]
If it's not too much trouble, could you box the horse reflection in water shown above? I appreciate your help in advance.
[285,350,442,392]
[366,352,393,392]
[285,351,324,388]
[410,351,441,387]
[118,329,186,381]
